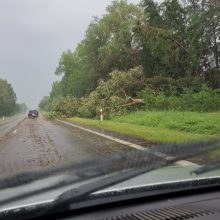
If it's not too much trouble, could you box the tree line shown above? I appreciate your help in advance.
[39,0,220,117]
[0,79,27,116]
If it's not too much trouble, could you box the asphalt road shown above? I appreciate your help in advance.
[0,115,25,139]
[0,115,131,177]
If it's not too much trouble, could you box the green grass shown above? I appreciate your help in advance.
[66,115,211,143]
[0,115,20,125]
[112,111,220,136]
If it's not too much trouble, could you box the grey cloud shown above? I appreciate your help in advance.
[0,0,140,108]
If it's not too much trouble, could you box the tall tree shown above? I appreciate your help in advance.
[49,81,63,101]
[185,0,219,69]
[201,0,220,69]
[136,0,219,77]
[39,96,50,112]
[0,79,17,116]
[55,0,144,96]
[137,0,191,77]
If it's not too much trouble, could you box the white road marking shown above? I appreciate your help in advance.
[176,160,197,166]
[13,129,17,134]
[56,119,197,166]
[56,119,146,151]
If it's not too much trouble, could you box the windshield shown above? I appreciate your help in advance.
[0,0,219,216]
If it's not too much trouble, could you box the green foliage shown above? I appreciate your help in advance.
[205,68,220,89]
[43,0,220,119]
[140,84,220,111]
[144,76,204,95]
[112,110,220,136]
[50,96,79,117]
[77,92,99,118]
[55,48,91,97]
[0,79,17,116]
[136,0,192,76]
[54,0,143,97]
[49,81,63,100]
[43,111,57,120]
[136,0,220,77]
[39,96,50,112]
[181,85,220,111]
[67,116,209,142]
[15,103,28,114]
[46,66,220,118]
[94,0,144,72]
[77,66,145,118]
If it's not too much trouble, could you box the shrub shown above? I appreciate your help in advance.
[77,66,145,118]
[48,67,220,118]
[50,96,79,117]
[145,76,204,96]
[140,85,220,112]
[43,111,57,119]
[181,85,220,111]
[205,68,220,89]
[77,92,100,118]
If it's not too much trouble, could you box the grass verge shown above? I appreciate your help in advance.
[112,111,220,136]
[0,114,22,125]
[66,117,210,143]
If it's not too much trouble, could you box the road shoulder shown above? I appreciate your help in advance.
[55,118,156,148]
[0,115,26,140]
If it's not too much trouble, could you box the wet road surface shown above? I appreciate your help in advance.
[0,115,25,139]
[0,115,131,177]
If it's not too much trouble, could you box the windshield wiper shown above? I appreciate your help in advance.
[48,139,220,214]
[193,158,220,175]
[0,139,219,220]
[0,139,218,190]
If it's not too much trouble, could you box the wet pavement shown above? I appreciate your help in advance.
[0,115,131,177]
[0,115,25,139]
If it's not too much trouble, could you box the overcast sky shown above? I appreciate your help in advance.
[0,0,140,108]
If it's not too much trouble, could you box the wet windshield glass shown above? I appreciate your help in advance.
[0,0,219,207]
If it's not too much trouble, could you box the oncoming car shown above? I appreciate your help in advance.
[28,110,39,118]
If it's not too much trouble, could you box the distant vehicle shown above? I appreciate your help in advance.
[28,110,39,118]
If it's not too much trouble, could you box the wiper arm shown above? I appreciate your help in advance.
[0,139,219,219]
[193,159,220,175]
[42,139,220,215]
[49,139,220,213]
[0,147,170,207]
[51,168,155,213]
[0,139,218,190]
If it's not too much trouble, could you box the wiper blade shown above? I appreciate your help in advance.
[0,139,218,190]
[0,139,219,219]
[193,159,220,175]
[49,139,220,213]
